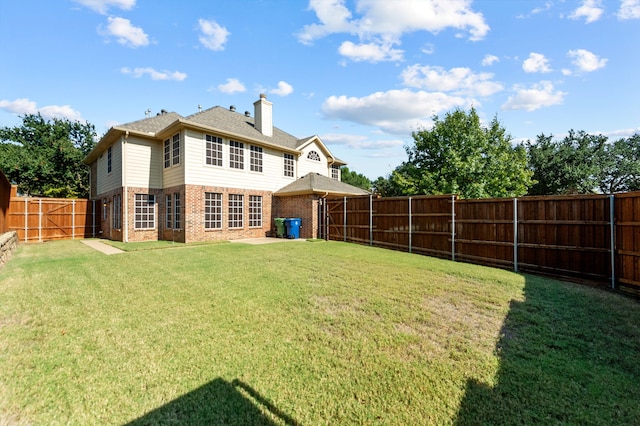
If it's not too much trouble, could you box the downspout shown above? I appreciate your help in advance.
[123,131,129,242]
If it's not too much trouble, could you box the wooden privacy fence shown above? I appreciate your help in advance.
[7,193,99,242]
[322,192,640,292]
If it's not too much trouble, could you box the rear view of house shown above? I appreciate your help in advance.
[83,95,368,243]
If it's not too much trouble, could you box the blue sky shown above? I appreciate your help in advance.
[1,0,639,180]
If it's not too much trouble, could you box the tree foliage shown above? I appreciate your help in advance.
[0,114,96,198]
[526,131,640,195]
[340,166,372,191]
[375,108,533,198]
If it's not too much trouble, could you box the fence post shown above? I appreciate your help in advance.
[343,196,347,242]
[513,198,518,272]
[72,199,76,240]
[369,194,373,246]
[408,197,412,253]
[610,194,615,289]
[324,198,329,241]
[38,198,42,242]
[451,195,456,261]
[92,199,96,237]
[23,198,27,242]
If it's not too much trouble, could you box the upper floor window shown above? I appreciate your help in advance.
[307,150,321,161]
[331,164,340,180]
[206,134,223,167]
[164,133,180,168]
[172,133,180,166]
[250,145,263,173]
[284,153,294,177]
[107,146,112,174]
[229,141,244,169]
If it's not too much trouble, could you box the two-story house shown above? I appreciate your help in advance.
[83,94,368,243]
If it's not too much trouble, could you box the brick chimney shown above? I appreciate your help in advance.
[253,94,272,137]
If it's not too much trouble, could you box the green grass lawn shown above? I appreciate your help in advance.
[1,240,639,425]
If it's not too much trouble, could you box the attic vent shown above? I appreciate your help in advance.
[245,111,250,117]
[230,105,236,112]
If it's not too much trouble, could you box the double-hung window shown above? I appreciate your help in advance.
[166,194,173,229]
[113,194,121,230]
[164,133,180,168]
[173,193,181,229]
[229,141,244,169]
[249,195,262,227]
[331,164,340,180]
[284,153,294,177]
[228,194,244,228]
[250,145,263,172]
[135,194,156,229]
[204,192,222,229]
[206,134,223,166]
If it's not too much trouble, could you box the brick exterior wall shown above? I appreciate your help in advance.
[273,194,320,239]
[95,186,317,242]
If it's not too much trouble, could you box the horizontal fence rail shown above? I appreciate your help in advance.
[7,195,98,242]
[325,192,640,294]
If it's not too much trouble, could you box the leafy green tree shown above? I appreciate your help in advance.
[389,108,532,198]
[595,134,640,193]
[0,114,96,197]
[526,130,607,195]
[340,166,372,191]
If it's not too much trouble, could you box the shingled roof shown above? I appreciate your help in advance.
[274,173,370,197]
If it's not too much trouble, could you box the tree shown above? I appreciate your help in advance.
[526,130,608,195]
[340,166,372,191]
[0,114,96,198]
[595,134,640,193]
[387,108,533,198]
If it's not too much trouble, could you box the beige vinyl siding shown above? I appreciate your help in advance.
[96,140,122,195]
[183,130,295,191]
[124,137,164,189]
[299,142,331,177]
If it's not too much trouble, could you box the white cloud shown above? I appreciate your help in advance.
[619,0,640,19]
[569,0,604,23]
[198,19,230,51]
[298,0,489,63]
[522,52,552,73]
[100,16,149,48]
[269,81,294,97]
[121,67,187,81]
[73,0,135,14]
[322,89,469,135]
[0,98,84,121]
[501,81,566,112]
[481,54,499,66]
[321,133,404,150]
[217,78,246,94]
[401,64,503,97]
[567,49,607,72]
[338,41,403,62]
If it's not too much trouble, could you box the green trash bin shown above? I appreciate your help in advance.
[275,218,286,238]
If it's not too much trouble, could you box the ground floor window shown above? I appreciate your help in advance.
[249,195,262,227]
[166,194,172,229]
[113,194,121,229]
[205,192,222,229]
[174,193,181,229]
[135,194,156,229]
[228,194,243,229]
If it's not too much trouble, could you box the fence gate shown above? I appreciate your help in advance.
[325,197,346,241]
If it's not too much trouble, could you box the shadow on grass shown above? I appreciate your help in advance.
[125,378,298,425]
[455,275,640,425]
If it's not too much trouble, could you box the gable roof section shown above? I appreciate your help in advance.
[84,103,346,166]
[296,135,347,166]
[274,173,369,197]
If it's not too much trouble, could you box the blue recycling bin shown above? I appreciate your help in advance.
[284,218,301,239]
